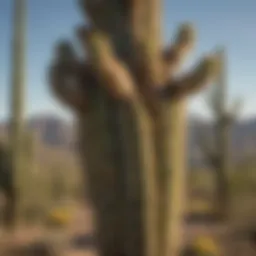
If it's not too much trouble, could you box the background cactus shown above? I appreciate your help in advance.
[6,0,27,229]
[48,1,219,256]
[19,130,40,224]
[198,47,242,220]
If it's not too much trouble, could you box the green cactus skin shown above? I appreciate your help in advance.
[77,87,128,256]
[49,1,219,256]
[7,0,37,227]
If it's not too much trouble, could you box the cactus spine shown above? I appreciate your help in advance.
[8,0,27,228]
[49,1,219,256]
[200,47,241,220]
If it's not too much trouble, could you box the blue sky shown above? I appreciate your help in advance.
[0,0,256,121]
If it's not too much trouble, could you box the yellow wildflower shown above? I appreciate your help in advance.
[192,236,219,255]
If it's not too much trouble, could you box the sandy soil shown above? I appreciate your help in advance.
[0,203,96,256]
[0,200,255,256]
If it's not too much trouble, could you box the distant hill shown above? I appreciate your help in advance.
[28,114,76,149]
[1,114,256,167]
[0,114,76,150]
[0,115,81,183]
[188,116,256,167]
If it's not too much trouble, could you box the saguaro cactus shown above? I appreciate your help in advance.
[49,1,219,256]
[199,47,241,220]
[8,0,27,228]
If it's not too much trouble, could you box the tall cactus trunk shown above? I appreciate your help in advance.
[78,87,158,256]
[49,1,219,256]
[77,88,128,256]
[160,100,188,256]
[121,102,158,256]
[8,0,27,229]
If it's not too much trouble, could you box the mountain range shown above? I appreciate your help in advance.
[1,114,256,167]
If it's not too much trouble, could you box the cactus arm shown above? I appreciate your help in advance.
[48,41,88,113]
[157,55,219,256]
[79,0,135,60]
[162,23,196,82]
[80,0,163,87]
[77,27,136,100]
[162,56,219,99]
[49,64,87,113]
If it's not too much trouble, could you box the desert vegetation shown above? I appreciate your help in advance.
[1,0,256,256]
